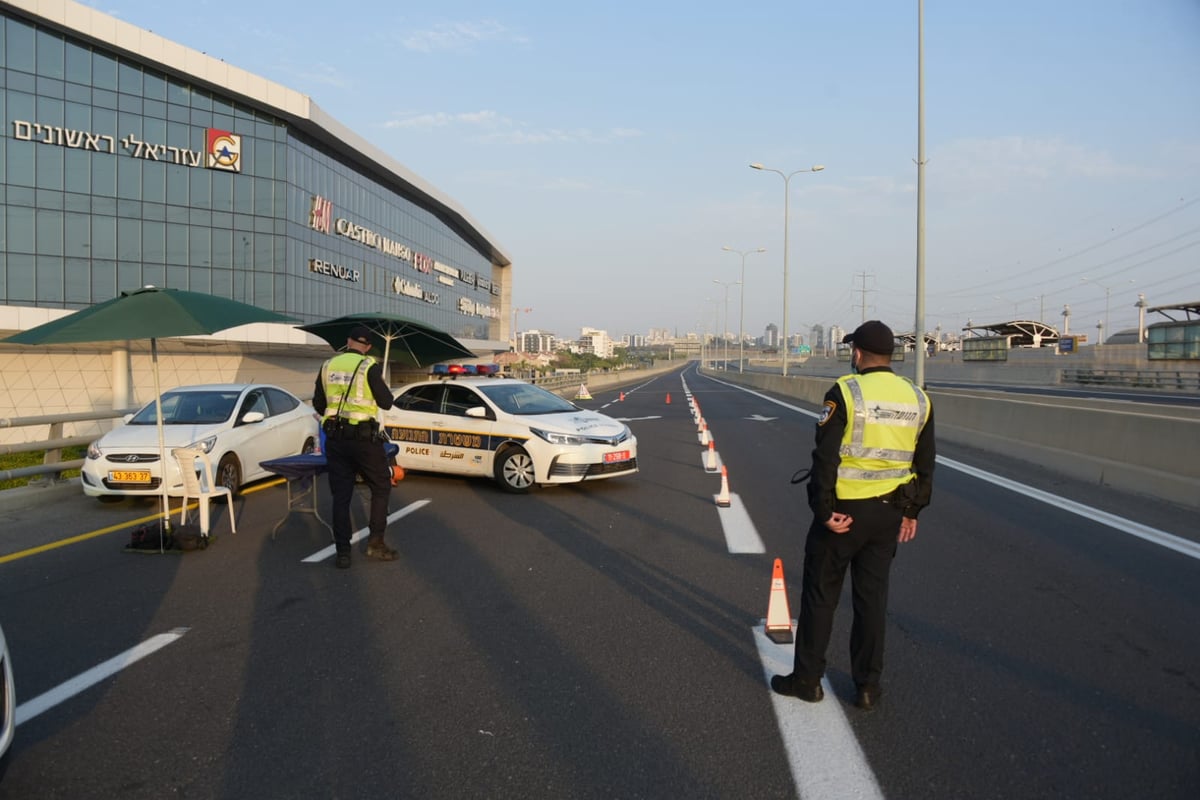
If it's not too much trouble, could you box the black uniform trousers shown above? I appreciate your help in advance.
[325,433,392,554]
[793,496,902,689]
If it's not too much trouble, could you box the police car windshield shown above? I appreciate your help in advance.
[129,390,239,425]
[477,383,578,415]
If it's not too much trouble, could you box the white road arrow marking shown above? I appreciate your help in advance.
[747,414,778,422]
[613,416,662,422]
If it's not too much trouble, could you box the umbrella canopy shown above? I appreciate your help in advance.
[297,312,475,383]
[3,286,297,543]
[3,285,296,344]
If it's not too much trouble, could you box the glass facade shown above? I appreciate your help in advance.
[0,10,505,342]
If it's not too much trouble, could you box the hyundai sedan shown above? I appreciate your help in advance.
[81,383,319,499]
[381,377,637,493]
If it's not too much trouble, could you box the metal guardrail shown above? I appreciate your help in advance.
[0,407,137,483]
[1061,369,1200,391]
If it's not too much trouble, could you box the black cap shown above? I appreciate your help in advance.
[348,325,374,346]
[842,320,895,355]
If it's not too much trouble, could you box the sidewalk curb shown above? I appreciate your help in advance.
[0,481,82,513]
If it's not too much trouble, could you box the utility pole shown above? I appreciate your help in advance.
[853,272,875,323]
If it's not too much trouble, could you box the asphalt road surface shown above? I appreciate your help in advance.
[1,364,1196,799]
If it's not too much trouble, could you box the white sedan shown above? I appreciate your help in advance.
[81,383,320,499]
[381,377,637,493]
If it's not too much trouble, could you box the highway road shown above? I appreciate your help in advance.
[1,363,1196,799]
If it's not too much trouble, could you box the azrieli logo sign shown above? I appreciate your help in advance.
[10,121,241,172]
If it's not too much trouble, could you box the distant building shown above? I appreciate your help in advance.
[577,327,614,358]
[764,323,779,348]
[520,330,556,354]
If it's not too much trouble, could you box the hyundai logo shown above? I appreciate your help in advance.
[123,455,141,463]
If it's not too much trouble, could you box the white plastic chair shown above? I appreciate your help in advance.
[172,447,236,537]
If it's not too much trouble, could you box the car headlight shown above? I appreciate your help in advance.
[188,436,218,454]
[530,427,587,446]
[86,441,103,459]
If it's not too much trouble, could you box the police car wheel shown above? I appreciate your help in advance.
[301,437,316,455]
[495,446,534,493]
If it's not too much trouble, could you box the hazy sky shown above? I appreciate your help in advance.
[95,0,1200,342]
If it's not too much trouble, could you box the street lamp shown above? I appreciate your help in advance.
[1080,277,1134,346]
[722,246,766,372]
[750,162,825,376]
[713,279,741,370]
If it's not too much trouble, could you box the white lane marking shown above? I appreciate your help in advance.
[708,375,1199,559]
[754,624,885,800]
[747,414,778,422]
[302,499,431,563]
[715,494,764,553]
[939,457,1200,561]
[613,416,663,422]
[16,628,189,726]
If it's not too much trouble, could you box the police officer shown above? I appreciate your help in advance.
[772,320,935,710]
[313,325,397,569]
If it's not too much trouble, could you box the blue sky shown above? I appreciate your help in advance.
[96,0,1200,343]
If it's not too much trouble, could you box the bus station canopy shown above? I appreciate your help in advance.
[961,320,1060,347]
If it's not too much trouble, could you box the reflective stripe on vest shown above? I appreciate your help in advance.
[835,372,929,499]
[321,352,379,423]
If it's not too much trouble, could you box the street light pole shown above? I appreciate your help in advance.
[750,162,825,377]
[713,279,740,370]
[722,246,766,373]
[1081,277,1134,346]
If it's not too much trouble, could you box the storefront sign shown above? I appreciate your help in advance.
[308,258,361,283]
[391,276,439,305]
[10,120,240,171]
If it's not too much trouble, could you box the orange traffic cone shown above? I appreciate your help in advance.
[715,464,731,506]
[665,392,671,404]
[619,391,625,401]
[765,557,794,643]
[706,439,717,471]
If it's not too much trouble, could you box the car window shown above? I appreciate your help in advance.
[479,383,578,415]
[133,391,237,424]
[443,385,484,417]
[238,389,270,421]
[396,385,442,413]
[266,387,299,415]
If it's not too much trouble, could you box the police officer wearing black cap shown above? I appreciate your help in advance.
[772,320,935,710]
[313,325,397,569]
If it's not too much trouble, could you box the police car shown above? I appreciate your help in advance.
[1,620,14,762]
[381,367,637,493]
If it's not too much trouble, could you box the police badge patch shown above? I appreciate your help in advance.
[818,401,837,426]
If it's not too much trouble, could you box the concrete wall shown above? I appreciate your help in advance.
[707,368,1200,511]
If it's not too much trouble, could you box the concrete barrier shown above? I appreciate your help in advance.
[706,369,1200,511]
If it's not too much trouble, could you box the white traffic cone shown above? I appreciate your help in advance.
[706,439,718,471]
[715,464,731,507]
[700,422,710,446]
[765,558,794,644]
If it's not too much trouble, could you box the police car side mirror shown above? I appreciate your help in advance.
[241,411,266,424]
[465,406,491,420]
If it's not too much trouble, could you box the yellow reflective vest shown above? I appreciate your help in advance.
[835,372,930,499]
[320,352,379,424]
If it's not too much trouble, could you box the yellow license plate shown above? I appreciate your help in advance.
[109,470,152,483]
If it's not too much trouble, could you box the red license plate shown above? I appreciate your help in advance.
[604,450,631,464]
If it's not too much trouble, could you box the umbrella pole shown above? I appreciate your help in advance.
[152,338,170,552]
[383,337,392,387]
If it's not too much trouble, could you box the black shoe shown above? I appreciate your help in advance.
[855,685,882,711]
[770,674,824,702]
[335,553,351,569]
[365,541,398,561]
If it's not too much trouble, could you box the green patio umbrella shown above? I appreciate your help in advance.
[3,286,297,542]
[297,312,475,384]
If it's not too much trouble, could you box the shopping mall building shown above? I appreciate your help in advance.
[0,0,512,435]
